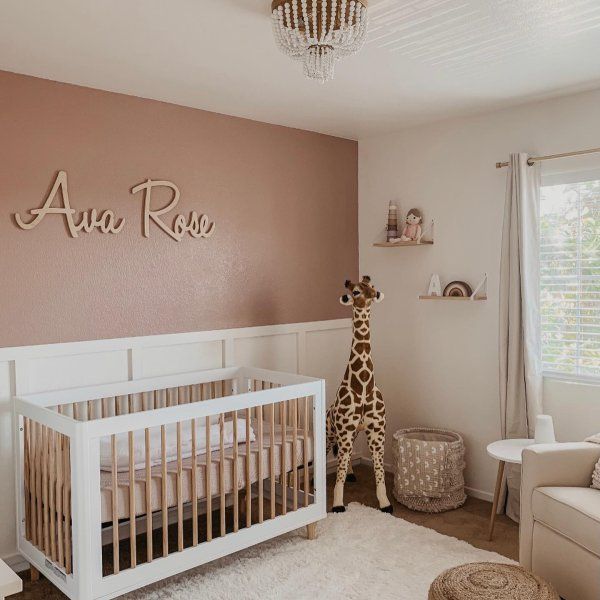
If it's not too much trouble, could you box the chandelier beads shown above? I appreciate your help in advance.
[271,0,368,83]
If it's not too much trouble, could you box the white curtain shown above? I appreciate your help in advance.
[499,153,543,521]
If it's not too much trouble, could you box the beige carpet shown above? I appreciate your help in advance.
[125,503,515,599]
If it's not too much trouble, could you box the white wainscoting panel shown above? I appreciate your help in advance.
[234,334,298,374]
[0,361,15,562]
[0,362,11,397]
[23,350,130,394]
[138,340,223,378]
[0,318,351,565]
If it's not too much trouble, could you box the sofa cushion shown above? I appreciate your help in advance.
[533,486,600,558]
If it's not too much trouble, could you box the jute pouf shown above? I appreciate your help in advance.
[428,563,560,600]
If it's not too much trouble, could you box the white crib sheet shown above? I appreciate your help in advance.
[99,419,255,472]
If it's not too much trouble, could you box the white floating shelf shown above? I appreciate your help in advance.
[374,240,433,247]
[419,295,487,301]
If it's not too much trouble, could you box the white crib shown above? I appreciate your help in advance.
[13,366,326,600]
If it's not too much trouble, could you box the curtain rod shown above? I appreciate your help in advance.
[495,146,600,169]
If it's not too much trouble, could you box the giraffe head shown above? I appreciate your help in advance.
[340,275,384,308]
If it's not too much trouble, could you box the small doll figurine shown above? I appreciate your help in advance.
[400,208,422,242]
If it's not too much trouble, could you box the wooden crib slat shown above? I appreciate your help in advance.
[111,434,119,574]
[269,399,276,519]
[145,426,153,563]
[232,410,239,532]
[38,424,43,551]
[304,397,310,507]
[36,422,42,548]
[36,422,43,549]
[205,413,212,542]
[177,421,183,552]
[23,419,29,541]
[64,436,72,574]
[280,402,287,516]
[191,417,198,546]
[129,430,136,568]
[56,432,64,568]
[161,424,168,557]
[257,403,264,524]
[29,420,37,546]
[292,397,298,511]
[49,428,56,561]
[219,413,226,537]
[245,407,251,527]
[42,425,49,555]
[23,418,31,542]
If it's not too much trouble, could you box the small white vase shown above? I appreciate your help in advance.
[535,414,556,444]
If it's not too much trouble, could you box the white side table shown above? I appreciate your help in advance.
[0,560,22,600]
[486,438,534,541]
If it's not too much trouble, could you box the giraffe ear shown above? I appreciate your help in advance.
[374,291,384,303]
[362,275,371,283]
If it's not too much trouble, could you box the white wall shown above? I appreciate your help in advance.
[359,88,600,499]
[0,319,351,567]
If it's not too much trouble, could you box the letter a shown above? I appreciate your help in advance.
[14,171,80,237]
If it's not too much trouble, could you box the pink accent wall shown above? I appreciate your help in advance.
[0,71,358,348]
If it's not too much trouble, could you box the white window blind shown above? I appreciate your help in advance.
[540,174,600,378]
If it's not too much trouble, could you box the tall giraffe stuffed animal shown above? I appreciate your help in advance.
[326,276,392,513]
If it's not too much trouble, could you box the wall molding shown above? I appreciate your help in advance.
[0,318,352,396]
[0,319,351,362]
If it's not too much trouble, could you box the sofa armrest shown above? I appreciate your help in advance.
[520,442,600,568]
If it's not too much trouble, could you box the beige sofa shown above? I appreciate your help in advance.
[520,442,600,600]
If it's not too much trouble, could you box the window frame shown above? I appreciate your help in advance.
[540,168,600,384]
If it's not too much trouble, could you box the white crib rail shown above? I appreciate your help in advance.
[14,366,326,600]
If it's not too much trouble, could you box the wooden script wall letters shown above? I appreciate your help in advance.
[14,170,215,242]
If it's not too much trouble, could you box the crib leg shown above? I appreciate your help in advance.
[30,566,40,581]
[306,522,317,540]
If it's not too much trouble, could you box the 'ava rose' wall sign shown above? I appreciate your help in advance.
[14,170,215,242]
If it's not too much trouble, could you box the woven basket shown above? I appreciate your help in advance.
[392,427,466,513]
[428,562,560,600]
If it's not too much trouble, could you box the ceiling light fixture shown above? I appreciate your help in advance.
[271,0,368,83]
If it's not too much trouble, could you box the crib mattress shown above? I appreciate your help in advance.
[100,426,313,523]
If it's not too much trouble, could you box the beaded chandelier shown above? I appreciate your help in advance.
[271,0,368,83]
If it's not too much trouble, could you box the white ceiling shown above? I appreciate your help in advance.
[1,0,600,139]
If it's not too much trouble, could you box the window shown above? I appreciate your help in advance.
[540,173,600,378]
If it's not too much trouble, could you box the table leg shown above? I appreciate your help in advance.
[488,460,505,541]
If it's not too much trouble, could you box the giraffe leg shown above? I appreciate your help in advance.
[345,428,360,482]
[332,446,352,512]
[332,426,357,512]
[365,426,392,512]
[346,460,356,482]
[325,408,337,457]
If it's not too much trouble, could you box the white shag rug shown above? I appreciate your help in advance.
[127,503,515,600]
